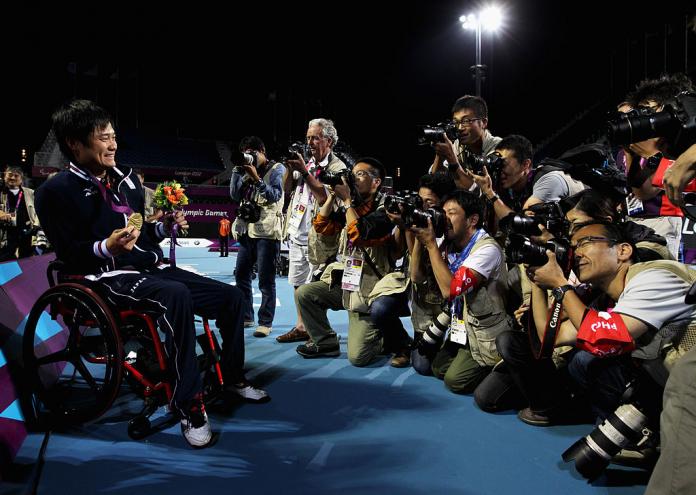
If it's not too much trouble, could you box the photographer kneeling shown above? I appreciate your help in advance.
[411,190,513,393]
[230,136,285,337]
[513,222,696,431]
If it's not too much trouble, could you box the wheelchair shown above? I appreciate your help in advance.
[22,260,225,440]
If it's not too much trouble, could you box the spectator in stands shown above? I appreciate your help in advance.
[218,212,231,257]
[0,165,46,261]
[430,95,502,190]
[229,136,285,337]
[276,118,347,344]
[37,99,269,449]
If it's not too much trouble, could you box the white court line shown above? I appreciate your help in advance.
[245,348,299,380]
[364,360,391,380]
[307,441,335,471]
[391,367,416,387]
[294,359,352,381]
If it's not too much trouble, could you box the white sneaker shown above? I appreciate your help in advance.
[180,405,213,448]
[228,382,271,403]
[253,325,272,337]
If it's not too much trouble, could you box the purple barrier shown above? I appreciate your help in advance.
[0,254,53,470]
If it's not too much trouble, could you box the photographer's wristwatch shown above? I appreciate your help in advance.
[551,284,574,302]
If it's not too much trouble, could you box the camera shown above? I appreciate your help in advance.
[236,200,261,223]
[607,91,696,157]
[500,201,573,272]
[384,193,447,238]
[505,233,573,272]
[562,381,654,480]
[499,201,569,238]
[320,169,352,188]
[416,122,459,146]
[230,150,259,174]
[283,141,310,162]
[461,149,505,176]
[415,311,451,359]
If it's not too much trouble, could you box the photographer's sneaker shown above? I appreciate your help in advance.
[227,381,270,403]
[296,341,340,358]
[253,325,272,338]
[180,396,213,448]
[244,320,255,328]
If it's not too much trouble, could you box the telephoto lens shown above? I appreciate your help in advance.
[412,311,451,375]
[562,403,650,480]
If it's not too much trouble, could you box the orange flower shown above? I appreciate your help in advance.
[168,194,178,203]
[163,186,173,195]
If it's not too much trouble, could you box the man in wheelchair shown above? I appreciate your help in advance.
[34,99,269,448]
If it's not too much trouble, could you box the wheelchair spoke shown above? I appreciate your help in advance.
[35,347,70,366]
[72,357,101,394]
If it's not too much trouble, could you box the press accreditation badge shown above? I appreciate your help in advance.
[341,254,364,291]
[450,314,468,346]
[287,202,308,237]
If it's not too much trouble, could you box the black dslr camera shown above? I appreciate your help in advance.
[283,141,310,162]
[230,150,259,174]
[500,202,573,273]
[607,91,696,157]
[236,200,261,223]
[416,122,459,146]
[384,193,447,238]
[461,149,505,176]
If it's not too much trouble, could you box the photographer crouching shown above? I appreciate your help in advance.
[229,136,285,337]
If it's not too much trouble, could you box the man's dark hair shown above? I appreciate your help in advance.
[52,99,113,163]
[495,134,533,163]
[561,189,622,222]
[355,156,386,183]
[451,95,489,119]
[419,172,456,200]
[576,222,638,262]
[442,190,484,228]
[239,136,266,153]
[626,73,695,107]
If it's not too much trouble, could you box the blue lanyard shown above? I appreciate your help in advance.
[448,228,484,273]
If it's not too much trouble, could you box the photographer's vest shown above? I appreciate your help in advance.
[320,199,393,314]
[625,260,696,386]
[306,153,348,265]
[248,162,285,240]
[450,236,514,367]
[0,186,43,250]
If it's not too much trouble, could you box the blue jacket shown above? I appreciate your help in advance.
[35,164,165,274]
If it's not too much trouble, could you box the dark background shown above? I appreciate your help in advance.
[3,1,695,187]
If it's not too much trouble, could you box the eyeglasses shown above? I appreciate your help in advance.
[452,117,482,128]
[353,170,376,180]
[571,236,617,252]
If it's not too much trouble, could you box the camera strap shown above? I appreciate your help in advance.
[527,295,562,360]
[358,247,384,280]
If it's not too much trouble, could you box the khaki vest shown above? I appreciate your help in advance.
[320,215,393,314]
[248,162,285,240]
[0,187,43,250]
[452,236,514,367]
[624,260,696,385]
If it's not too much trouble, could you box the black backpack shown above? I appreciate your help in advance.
[532,142,628,202]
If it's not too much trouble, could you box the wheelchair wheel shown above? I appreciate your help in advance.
[22,283,124,426]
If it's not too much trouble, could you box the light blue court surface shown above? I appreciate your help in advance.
[6,248,649,495]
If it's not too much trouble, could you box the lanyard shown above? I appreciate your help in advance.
[8,190,23,212]
[71,164,133,216]
[448,228,485,273]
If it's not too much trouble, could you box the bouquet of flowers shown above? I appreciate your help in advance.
[153,181,189,268]
[153,181,189,210]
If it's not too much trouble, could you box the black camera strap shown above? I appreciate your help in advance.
[527,294,562,360]
[358,247,384,280]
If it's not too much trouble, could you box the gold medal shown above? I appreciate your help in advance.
[127,213,143,230]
